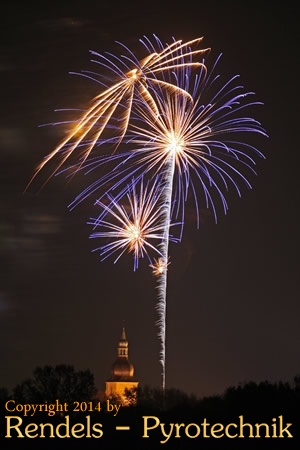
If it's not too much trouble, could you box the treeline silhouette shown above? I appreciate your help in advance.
[1,365,300,449]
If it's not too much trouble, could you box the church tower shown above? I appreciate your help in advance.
[105,327,139,404]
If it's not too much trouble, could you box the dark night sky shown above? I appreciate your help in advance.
[1,1,299,398]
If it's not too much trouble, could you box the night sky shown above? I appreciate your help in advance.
[1,1,299,398]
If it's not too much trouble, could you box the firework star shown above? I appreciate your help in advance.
[88,178,180,271]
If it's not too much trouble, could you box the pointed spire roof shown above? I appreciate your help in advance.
[121,326,126,341]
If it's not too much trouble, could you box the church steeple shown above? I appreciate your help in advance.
[110,327,134,380]
[105,326,139,404]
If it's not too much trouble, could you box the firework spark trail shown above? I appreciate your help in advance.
[156,151,176,391]
[28,35,267,391]
[129,62,267,228]
[26,36,209,190]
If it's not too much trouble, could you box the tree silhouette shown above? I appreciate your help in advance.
[12,364,96,404]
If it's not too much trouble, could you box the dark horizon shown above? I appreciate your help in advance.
[1,1,299,399]
[2,360,300,402]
